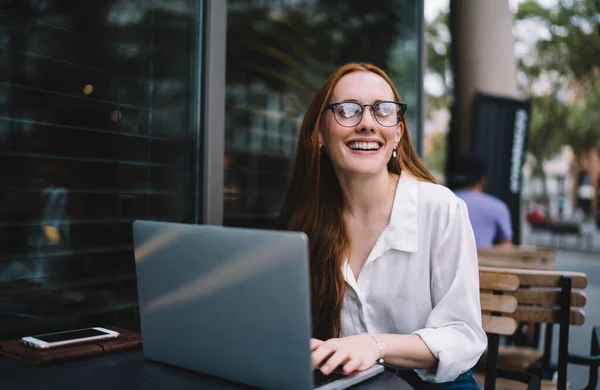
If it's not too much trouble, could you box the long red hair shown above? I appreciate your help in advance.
[276,63,436,340]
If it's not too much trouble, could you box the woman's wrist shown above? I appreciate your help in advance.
[360,332,384,363]
[374,334,437,369]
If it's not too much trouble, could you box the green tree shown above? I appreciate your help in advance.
[564,89,600,167]
[423,9,451,176]
[424,10,452,116]
[515,0,600,196]
[425,132,447,176]
[527,95,569,197]
[516,0,600,94]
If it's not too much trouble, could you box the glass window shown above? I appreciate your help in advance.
[224,0,423,228]
[0,1,203,339]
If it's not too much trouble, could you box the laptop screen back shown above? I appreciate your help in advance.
[133,221,313,390]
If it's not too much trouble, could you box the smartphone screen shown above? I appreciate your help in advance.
[33,328,109,343]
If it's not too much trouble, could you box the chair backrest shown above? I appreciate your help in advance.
[479,270,520,336]
[480,266,588,389]
[480,267,587,326]
[477,246,556,271]
[479,270,523,390]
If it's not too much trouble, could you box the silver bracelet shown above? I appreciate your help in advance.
[361,332,384,364]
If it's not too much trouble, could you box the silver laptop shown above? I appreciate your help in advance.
[132,220,384,390]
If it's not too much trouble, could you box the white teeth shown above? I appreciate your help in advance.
[348,141,380,150]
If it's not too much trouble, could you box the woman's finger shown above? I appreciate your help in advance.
[342,357,362,374]
[310,338,324,351]
[320,349,351,375]
[311,344,334,369]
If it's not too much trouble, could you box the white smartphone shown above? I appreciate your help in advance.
[21,327,120,349]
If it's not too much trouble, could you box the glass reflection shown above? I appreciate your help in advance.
[0,0,201,338]
[225,0,422,228]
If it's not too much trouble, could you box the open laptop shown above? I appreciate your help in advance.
[132,220,384,390]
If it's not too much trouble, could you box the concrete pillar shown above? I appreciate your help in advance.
[449,0,519,155]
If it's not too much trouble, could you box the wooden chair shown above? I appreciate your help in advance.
[478,246,558,370]
[478,247,557,367]
[480,267,588,390]
[475,269,541,390]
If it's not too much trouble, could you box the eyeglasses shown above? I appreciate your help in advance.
[325,101,407,127]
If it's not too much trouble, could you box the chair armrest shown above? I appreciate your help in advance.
[568,325,599,365]
[496,367,541,390]
[568,354,600,365]
[566,326,599,390]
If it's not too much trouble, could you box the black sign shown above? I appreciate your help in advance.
[472,92,532,245]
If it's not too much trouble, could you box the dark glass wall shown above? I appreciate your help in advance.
[224,0,424,228]
[0,0,203,339]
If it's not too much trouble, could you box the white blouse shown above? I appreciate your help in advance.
[341,172,487,383]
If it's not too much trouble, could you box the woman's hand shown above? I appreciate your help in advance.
[310,334,380,375]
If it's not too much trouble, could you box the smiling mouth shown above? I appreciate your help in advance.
[347,141,383,151]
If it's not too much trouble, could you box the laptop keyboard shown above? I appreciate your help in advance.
[313,369,348,387]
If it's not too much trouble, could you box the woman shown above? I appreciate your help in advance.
[276,63,487,389]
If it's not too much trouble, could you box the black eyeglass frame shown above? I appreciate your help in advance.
[324,100,408,127]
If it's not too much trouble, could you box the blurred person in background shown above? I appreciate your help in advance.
[448,155,513,248]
